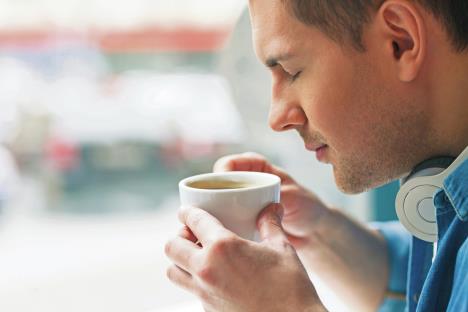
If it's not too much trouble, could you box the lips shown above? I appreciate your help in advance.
[305,143,329,162]
[305,143,327,152]
[315,145,328,162]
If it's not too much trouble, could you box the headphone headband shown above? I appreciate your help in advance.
[401,156,455,184]
[396,146,468,242]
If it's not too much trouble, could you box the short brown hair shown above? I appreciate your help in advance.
[284,0,468,52]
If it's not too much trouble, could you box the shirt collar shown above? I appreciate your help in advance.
[443,158,468,221]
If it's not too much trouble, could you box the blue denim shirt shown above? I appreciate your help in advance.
[376,159,468,312]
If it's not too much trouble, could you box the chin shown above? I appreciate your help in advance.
[335,180,366,195]
[333,166,381,195]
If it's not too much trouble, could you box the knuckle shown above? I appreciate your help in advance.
[196,265,216,285]
[214,155,235,170]
[166,266,175,281]
[164,240,173,256]
[210,235,239,255]
[187,211,204,229]
[185,251,197,269]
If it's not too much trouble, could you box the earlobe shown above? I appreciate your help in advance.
[379,1,426,82]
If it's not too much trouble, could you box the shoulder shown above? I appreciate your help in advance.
[447,237,468,311]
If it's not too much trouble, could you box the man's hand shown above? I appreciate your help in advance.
[214,152,331,250]
[213,153,389,312]
[164,204,326,312]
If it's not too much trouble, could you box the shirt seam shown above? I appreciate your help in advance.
[443,186,467,222]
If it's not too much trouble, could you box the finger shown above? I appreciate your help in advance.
[256,203,288,244]
[166,264,197,293]
[213,152,269,172]
[269,164,295,184]
[179,207,232,246]
[179,226,197,243]
[213,153,294,183]
[179,226,202,247]
[213,152,260,172]
[286,234,310,250]
[165,236,200,273]
[214,152,270,172]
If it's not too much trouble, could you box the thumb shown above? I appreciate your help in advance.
[257,203,288,243]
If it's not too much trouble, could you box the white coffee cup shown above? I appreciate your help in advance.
[179,171,281,241]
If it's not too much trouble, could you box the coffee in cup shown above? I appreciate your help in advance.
[179,171,281,240]
[186,180,260,190]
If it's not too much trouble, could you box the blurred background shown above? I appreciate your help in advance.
[0,1,399,311]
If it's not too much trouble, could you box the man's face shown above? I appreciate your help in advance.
[249,0,433,193]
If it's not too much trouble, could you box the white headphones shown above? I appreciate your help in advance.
[395,146,468,242]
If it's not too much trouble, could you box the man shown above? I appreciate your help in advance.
[165,0,468,311]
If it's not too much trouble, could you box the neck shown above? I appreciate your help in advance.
[430,52,468,157]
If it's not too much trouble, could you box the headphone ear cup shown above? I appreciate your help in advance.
[396,178,439,242]
[395,149,466,242]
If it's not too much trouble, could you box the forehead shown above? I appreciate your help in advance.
[248,0,315,61]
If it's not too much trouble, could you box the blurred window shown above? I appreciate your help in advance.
[0,3,370,312]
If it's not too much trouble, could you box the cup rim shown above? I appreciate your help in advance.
[179,171,281,193]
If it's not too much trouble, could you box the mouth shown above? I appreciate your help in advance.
[305,143,329,162]
[305,143,328,152]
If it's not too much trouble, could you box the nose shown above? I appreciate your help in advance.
[268,93,307,132]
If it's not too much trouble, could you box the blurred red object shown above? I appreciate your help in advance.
[45,137,79,171]
[0,27,230,52]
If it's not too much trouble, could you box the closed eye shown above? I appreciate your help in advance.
[290,71,302,82]
[267,62,301,84]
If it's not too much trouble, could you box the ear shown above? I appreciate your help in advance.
[377,1,427,82]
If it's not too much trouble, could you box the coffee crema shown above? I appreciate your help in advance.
[187,180,256,190]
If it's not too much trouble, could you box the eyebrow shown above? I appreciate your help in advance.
[265,53,293,68]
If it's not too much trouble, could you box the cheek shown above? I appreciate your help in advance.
[302,57,368,151]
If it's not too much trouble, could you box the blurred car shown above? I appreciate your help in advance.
[41,73,245,215]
